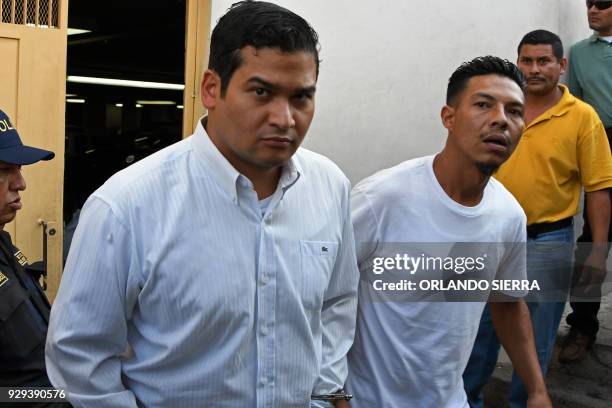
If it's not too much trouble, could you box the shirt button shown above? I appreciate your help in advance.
[260,324,270,336]
[260,377,268,386]
[261,274,269,284]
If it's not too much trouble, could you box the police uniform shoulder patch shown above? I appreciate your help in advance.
[13,250,28,266]
[0,270,8,288]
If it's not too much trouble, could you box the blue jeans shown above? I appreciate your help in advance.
[462,225,573,408]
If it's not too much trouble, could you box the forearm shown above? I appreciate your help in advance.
[46,293,137,408]
[46,197,138,407]
[490,301,547,395]
[315,192,359,396]
[586,189,611,245]
[316,293,357,392]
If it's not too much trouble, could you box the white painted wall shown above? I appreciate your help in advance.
[211,0,593,183]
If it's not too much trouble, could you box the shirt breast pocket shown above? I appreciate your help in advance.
[0,282,44,358]
[299,240,339,311]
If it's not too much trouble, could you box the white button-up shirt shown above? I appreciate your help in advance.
[46,120,359,408]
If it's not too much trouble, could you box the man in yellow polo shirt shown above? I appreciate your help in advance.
[463,30,612,408]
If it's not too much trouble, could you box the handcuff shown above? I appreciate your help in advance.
[311,389,353,402]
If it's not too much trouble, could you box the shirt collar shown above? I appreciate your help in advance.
[191,117,302,203]
[589,33,611,43]
[279,154,301,191]
[548,84,575,116]
[192,118,241,202]
[526,84,575,129]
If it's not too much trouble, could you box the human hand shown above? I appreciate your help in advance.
[526,389,552,408]
[334,401,351,408]
[578,248,607,292]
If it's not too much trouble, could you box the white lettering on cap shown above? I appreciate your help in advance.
[0,119,15,132]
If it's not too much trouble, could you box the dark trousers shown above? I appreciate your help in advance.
[566,128,612,340]
[565,215,607,339]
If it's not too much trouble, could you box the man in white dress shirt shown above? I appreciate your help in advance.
[46,2,358,407]
[340,57,551,408]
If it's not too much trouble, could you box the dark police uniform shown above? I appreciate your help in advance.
[0,230,69,407]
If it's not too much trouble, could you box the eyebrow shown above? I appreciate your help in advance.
[473,92,524,107]
[474,92,495,101]
[247,76,317,94]
[519,54,554,59]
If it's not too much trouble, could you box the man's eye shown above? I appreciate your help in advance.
[294,92,312,101]
[509,109,523,116]
[475,102,489,108]
[254,88,267,96]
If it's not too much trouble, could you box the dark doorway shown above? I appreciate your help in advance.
[64,0,186,262]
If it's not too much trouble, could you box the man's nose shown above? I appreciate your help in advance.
[11,168,26,191]
[490,105,509,129]
[268,98,296,131]
[528,61,541,75]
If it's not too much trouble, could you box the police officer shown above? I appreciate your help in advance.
[0,109,68,406]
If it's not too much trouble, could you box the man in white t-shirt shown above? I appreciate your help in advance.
[340,57,551,408]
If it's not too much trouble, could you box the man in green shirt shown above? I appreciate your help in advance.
[561,0,612,363]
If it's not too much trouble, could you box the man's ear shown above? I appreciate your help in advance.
[441,104,455,131]
[201,69,221,110]
[559,56,568,75]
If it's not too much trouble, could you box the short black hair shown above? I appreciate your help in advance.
[517,29,564,60]
[209,1,320,96]
[446,56,526,106]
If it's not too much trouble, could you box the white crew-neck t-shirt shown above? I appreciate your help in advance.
[346,155,527,408]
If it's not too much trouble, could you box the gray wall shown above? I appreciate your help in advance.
[211,0,593,183]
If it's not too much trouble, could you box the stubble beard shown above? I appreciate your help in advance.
[475,161,499,177]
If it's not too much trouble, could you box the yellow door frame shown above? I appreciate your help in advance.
[0,0,68,302]
[183,0,212,137]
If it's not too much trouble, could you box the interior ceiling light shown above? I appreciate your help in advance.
[66,98,85,104]
[65,94,77,97]
[177,105,184,109]
[135,104,143,108]
[136,100,177,105]
[67,28,92,36]
[67,76,185,91]
[115,103,123,107]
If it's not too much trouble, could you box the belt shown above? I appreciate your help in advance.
[527,217,572,239]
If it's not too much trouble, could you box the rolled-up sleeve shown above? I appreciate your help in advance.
[311,183,359,408]
[46,196,141,408]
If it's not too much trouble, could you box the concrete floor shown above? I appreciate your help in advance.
[484,291,612,407]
